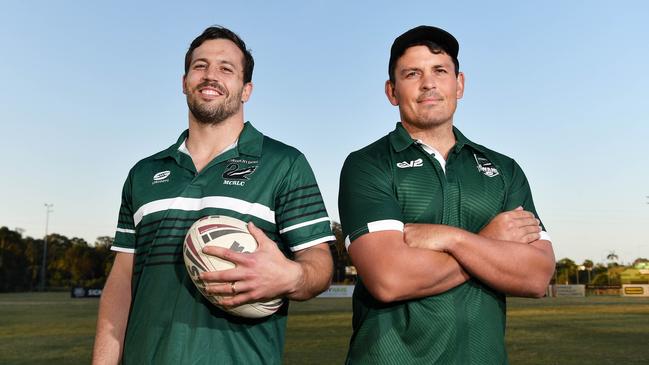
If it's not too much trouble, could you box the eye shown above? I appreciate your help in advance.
[220,66,233,74]
[405,70,418,79]
[193,63,207,70]
[435,68,447,74]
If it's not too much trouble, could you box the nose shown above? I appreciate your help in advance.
[421,71,436,90]
[202,64,219,81]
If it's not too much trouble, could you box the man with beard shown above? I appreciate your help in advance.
[93,26,334,365]
[338,26,555,364]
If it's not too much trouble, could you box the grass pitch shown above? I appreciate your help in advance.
[0,293,647,364]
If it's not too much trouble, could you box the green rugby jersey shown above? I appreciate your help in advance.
[339,123,549,365]
[112,122,334,365]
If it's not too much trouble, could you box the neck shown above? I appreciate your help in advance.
[402,120,456,159]
[186,112,245,172]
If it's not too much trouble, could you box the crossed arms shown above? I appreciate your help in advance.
[348,207,555,303]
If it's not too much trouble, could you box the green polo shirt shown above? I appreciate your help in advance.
[112,122,334,365]
[339,122,549,365]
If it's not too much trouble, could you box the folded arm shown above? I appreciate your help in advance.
[405,209,554,297]
[348,230,469,303]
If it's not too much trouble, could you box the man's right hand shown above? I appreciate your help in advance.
[479,206,541,244]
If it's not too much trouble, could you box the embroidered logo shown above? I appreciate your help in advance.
[222,160,258,186]
[397,158,423,169]
[474,154,499,177]
[152,170,171,184]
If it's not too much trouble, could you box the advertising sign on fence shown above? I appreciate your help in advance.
[317,285,354,298]
[621,284,649,297]
[552,284,586,297]
[71,287,103,298]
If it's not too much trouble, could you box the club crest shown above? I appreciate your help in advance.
[222,160,258,186]
[474,153,499,177]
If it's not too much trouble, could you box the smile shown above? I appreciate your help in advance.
[200,88,223,96]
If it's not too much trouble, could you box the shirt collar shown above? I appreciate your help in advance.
[236,121,263,157]
[154,121,263,161]
[389,122,486,154]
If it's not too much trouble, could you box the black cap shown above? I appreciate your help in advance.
[389,25,459,81]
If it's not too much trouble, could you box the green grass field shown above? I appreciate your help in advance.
[0,293,648,364]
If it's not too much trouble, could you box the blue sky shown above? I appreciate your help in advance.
[1,0,647,264]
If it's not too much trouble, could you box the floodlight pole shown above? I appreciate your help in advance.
[40,203,53,291]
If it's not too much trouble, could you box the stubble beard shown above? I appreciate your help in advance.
[406,109,454,130]
[187,83,243,126]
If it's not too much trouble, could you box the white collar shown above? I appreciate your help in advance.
[415,139,446,173]
[178,139,238,158]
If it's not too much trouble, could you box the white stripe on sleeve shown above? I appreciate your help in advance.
[367,219,404,233]
[111,246,135,253]
[290,235,336,252]
[280,217,331,234]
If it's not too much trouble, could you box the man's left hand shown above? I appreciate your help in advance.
[199,222,303,308]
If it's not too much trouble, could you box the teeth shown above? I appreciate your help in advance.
[201,89,220,96]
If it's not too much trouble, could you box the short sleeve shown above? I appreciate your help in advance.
[275,154,335,252]
[504,160,551,242]
[338,152,404,247]
[112,171,136,253]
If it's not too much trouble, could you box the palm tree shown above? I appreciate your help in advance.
[582,259,594,284]
[606,251,619,264]
[605,251,619,285]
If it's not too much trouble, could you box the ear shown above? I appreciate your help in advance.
[182,74,188,95]
[456,72,465,100]
[385,80,399,106]
[241,82,253,103]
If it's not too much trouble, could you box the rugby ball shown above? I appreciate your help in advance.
[183,215,283,318]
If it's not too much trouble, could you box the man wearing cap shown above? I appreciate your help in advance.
[338,26,555,364]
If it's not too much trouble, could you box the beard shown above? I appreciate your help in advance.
[407,111,453,129]
[405,93,455,129]
[187,81,243,125]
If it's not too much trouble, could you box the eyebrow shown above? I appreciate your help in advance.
[191,58,239,69]
[400,67,421,74]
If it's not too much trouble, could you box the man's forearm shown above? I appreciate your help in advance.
[287,243,333,301]
[349,231,469,303]
[92,254,133,365]
[383,248,469,302]
[448,230,554,297]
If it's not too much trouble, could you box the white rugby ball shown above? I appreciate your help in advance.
[183,215,283,318]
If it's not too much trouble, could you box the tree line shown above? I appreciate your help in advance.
[0,225,644,292]
[0,225,351,292]
[0,226,114,291]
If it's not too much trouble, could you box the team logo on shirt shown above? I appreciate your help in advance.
[152,170,171,184]
[222,159,258,186]
[474,154,499,177]
[397,158,423,168]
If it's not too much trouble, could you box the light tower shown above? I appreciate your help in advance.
[40,203,54,291]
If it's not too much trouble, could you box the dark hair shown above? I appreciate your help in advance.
[388,41,459,83]
[184,26,254,83]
